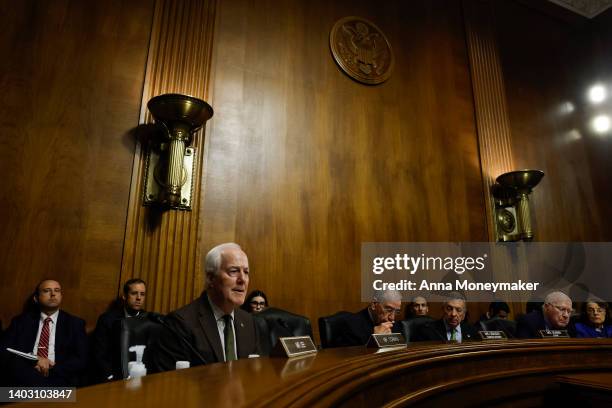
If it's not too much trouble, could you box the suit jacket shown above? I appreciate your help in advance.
[414,319,478,342]
[335,308,375,347]
[90,308,130,383]
[1,310,88,386]
[575,322,612,338]
[516,311,576,338]
[149,292,259,372]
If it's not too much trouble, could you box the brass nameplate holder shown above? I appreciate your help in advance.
[539,329,570,338]
[478,330,508,340]
[271,336,317,358]
[366,333,406,348]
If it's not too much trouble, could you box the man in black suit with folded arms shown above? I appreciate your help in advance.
[415,292,478,342]
[334,290,402,347]
[1,279,88,386]
[150,243,259,371]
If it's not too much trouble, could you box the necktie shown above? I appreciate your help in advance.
[450,328,456,341]
[223,315,236,361]
[37,317,52,358]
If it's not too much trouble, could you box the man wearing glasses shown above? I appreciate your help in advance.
[334,290,402,347]
[414,292,477,342]
[516,291,576,338]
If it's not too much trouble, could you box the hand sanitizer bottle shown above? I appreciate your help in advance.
[128,345,147,378]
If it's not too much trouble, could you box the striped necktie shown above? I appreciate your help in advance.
[37,317,52,358]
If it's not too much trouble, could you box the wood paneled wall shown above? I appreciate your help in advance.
[492,0,612,241]
[120,0,218,316]
[1,0,612,336]
[0,0,154,328]
[202,0,486,331]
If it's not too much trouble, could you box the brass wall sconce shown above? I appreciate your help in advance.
[143,94,213,210]
[493,170,544,242]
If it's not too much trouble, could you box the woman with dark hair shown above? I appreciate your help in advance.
[575,300,612,338]
[241,290,268,314]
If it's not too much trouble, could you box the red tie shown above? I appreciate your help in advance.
[37,317,52,358]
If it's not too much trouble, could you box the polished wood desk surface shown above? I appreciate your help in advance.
[556,372,612,391]
[22,339,612,407]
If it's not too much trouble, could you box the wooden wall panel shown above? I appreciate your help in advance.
[0,0,154,328]
[463,0,515,241]
[202,0,486,338]
[492,0,612,241]
[120,0,217,313]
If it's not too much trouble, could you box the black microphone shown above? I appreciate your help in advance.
[148,313,208,366]
[277,318,291,330]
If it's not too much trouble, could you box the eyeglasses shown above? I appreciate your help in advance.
[549,304,574,316]
[382,306,401,316]
[587,307,605,315]
[250,301,266,307]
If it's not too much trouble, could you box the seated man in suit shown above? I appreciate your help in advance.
[406,296,429,318]
[150,243,259,371]
[91,278,147,383]
[415,292,477,342]
[2,279,88,386]
[516,291,575,338]
[478,301,510,322]
[334,290,402,347]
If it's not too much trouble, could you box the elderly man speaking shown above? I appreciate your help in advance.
[151,243,259,371]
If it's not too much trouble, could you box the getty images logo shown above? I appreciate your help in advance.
[372,253,488,275]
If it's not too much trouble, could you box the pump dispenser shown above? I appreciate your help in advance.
[128,345,147,378]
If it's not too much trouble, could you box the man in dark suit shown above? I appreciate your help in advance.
[516,291,576,338]
[334,290,402,347]
[1,279,88,386]
[415,292,478,342]
[150,243,259,371]
[91,278,147,383]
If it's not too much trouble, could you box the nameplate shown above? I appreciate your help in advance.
[366,333,406,348]
[478,330,508,340]
[272,336,317,358]
[539,329,570,338]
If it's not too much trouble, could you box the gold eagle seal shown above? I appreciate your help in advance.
[330,16,394,85]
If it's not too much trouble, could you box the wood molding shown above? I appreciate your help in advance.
[120,0,217,312]
[463,0,515,241]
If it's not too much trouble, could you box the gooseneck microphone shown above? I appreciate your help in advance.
[148,312,208,366]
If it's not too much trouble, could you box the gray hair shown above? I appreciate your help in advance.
[543,291,572,308]
[444,291,466,308]
[204,242,243,282]
[372,289,402,303]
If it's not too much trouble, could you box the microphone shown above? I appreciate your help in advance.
[147,312,166,324]
[148,313,208,366]
[277,318,291,330]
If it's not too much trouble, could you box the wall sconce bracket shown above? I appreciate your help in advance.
[143,146,196,210]
[493,170,544,242]
[141,93,213,211]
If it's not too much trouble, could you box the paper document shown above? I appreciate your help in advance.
[6,348,39,361]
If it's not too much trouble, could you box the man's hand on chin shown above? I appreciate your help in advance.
[34,357,55,377]
[373,321,394,334]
